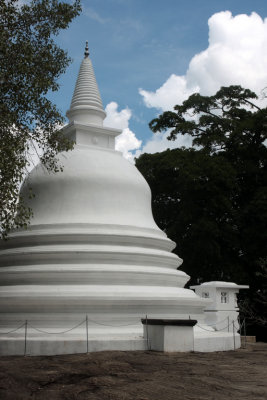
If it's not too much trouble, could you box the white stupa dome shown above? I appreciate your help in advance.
[21,140,161,231]
[0,43,209,355]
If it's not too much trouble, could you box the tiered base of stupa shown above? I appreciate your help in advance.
[0,223,240,355]
[0,326,240,356]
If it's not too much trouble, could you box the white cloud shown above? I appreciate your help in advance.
[139,75,198,112]
[135,130,193,158]
[115,127,142,162]
[139,11,267,154]
[83,7,108,24]
[140,11,267,109]
[104,102,142,162]
[187,11,267,95]
[104,102,131,130]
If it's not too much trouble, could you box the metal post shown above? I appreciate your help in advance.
[145,315,149,350]
[244,318,247,349]
[232,320,236,350]
[227,316,230,332]
[86,315,89,353]
[24,320,28,356]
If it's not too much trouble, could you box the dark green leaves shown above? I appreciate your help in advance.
[137,85,267,329]
[0,0,81,238]
[150,85,267,153]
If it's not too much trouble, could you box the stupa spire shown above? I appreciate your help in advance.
[84,40,89,58]
[66,42,106,125]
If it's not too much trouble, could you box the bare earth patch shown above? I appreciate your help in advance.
[0,343,266,400]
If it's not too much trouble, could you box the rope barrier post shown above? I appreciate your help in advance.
[145,315,150,350]
[227,316,230,332]
[86,315,89,353]
[24,320,28,356]
[244,318,247,349]
[232,320,236,350]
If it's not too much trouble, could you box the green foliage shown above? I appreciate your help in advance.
[137,86,267,296]
[239,258,267,329]
[137,148,241,283]
[0,0,81,238]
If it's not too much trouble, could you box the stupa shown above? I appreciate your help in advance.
[0,44,240,355]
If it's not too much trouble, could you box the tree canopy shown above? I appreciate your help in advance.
[0,0,81,238]
[136,85,267,334]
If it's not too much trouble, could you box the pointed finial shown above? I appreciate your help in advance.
[84,41,89,58]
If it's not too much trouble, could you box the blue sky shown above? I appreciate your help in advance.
[50,0,267,160]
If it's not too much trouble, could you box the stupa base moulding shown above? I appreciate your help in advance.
[0,328,241,356]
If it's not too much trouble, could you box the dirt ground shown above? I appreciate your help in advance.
[0,343,266,400]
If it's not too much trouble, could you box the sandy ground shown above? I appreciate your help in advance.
[0,343,266,400]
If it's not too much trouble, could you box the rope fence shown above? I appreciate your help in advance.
[196,320,241,332]
[0,315,247,355]
[0,316,143,355]
[196,318,247,350]
[0,323,26,335]
[27,319,87,335]
[0,318,141,336]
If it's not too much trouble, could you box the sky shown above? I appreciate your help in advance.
[47,0,267,161]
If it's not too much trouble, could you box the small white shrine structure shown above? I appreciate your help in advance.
[0,44,247,355]
[190,281,249,332]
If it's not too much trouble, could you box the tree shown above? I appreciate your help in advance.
[239,258,267,326]
[136,86,267,335]
[136,148,241,283]
[0,0,81,238]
